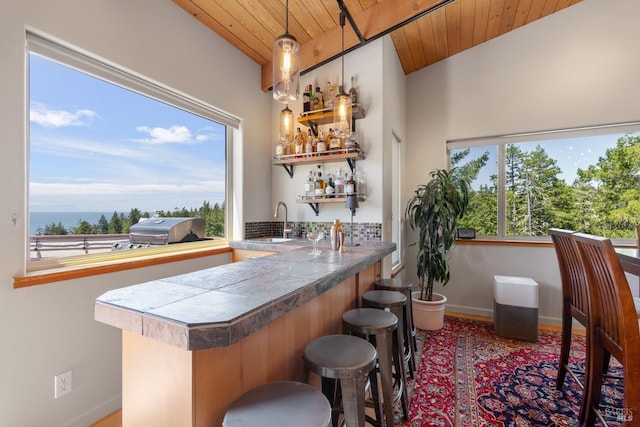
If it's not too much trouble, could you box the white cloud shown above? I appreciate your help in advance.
[30,102,97,128]
[131,125,198,145]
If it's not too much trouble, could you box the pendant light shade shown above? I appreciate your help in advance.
[272,0,300,103]
[279,104,294,143]
[333,90,352,135]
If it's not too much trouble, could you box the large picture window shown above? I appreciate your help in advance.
[27,33,235,269]
[449,123,640,240]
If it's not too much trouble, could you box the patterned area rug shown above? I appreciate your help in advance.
[402,316,623,426]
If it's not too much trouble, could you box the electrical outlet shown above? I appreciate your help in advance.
[54,370,72,399]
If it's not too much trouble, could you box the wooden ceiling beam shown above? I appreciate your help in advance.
[261,0,451,92]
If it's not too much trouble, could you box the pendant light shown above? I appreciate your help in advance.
[333,5,352,135]
[279,104,294,143]
[273,0,300,103]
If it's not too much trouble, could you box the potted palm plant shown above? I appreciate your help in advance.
[406,168,470,330]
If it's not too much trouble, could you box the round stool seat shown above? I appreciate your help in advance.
[304,334,377,379]
[362,290,407,308]
[223,381,331,427]
[343,307,398,333]
[374,278,413,291]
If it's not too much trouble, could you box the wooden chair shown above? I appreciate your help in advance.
[573,233,640,427]
[549,229,591,389]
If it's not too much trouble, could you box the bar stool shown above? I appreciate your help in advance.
[303,334,378,427]
[223,381,332,427]
[373,278,418,375]
[362,290,414,379]
[343,308,409,426]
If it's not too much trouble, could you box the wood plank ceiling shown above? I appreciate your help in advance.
[173,0,582,93]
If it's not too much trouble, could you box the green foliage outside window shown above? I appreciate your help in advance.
[37,201,226,238]
[454,134,640,238]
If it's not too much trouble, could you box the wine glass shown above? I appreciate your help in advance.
[308,230,324,254]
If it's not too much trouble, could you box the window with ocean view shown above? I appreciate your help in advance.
[27,32,235,266]
[449,123,640,240]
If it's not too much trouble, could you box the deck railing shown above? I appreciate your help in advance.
[30,234,128,260]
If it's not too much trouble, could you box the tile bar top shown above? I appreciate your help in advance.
[95,239,395,351]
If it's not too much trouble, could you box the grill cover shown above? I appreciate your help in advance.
[129,217,206,245]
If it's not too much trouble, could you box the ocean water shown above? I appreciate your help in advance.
[30,212,113,236]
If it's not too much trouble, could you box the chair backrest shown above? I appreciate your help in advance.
[572,233,640,362]
[550,228,590,325]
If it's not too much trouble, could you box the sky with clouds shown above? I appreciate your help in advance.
[29,53,226,213]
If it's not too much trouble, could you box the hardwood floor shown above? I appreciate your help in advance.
[89,313,582,426]
[91,409,121,427]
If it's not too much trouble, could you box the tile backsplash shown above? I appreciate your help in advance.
[244,221,382,242]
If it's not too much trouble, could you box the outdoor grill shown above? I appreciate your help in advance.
[112,217,206,250]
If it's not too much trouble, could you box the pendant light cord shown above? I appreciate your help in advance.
[340,7,345,91]
[285,0,289,34]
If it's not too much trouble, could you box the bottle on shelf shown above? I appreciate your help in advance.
[314,165,326,198]
[329,128,342,152]
[307,85,314,112]
[316,130,327,155]
[330,219,343,250]
[275,138,285,158]
[334,169,344,195]
[349,75,358,105]
[294,128,304,158]
[305,131,313,157]
[305,170,315,198]
[313,86,324,110]
[344,131,357,152]
[345,173,356,194]
[325,81,335,108]
[326,173,335,198]
[303,88,311,113]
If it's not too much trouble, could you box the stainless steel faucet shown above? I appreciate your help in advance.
[274,201,292,238]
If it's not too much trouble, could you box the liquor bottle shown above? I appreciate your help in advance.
[325,173,335,198]
[307,84,314,111]
[305,132,313,157]
[314,165,326,197]
[316,134,327,155]
[305,170,315,198]
[334,169,344,195]
[329,128,342,152]
[349,75,358,105]
[303,88,311,112]
[314,86,324,110]
[325,81,335,108]
[345,173,355,194]
[275,138,285,158]
[294,128,304,158]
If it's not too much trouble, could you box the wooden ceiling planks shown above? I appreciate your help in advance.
[172,0,583,91]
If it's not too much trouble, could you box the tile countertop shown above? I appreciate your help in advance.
[95,238,395,351]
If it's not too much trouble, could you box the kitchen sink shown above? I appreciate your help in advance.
[248,237,293,243]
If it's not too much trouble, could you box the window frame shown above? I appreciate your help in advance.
[21,31,236,283]
[447,121,640,243]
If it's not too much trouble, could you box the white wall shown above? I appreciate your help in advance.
[0,1,270,425]
[404,0,640,323]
